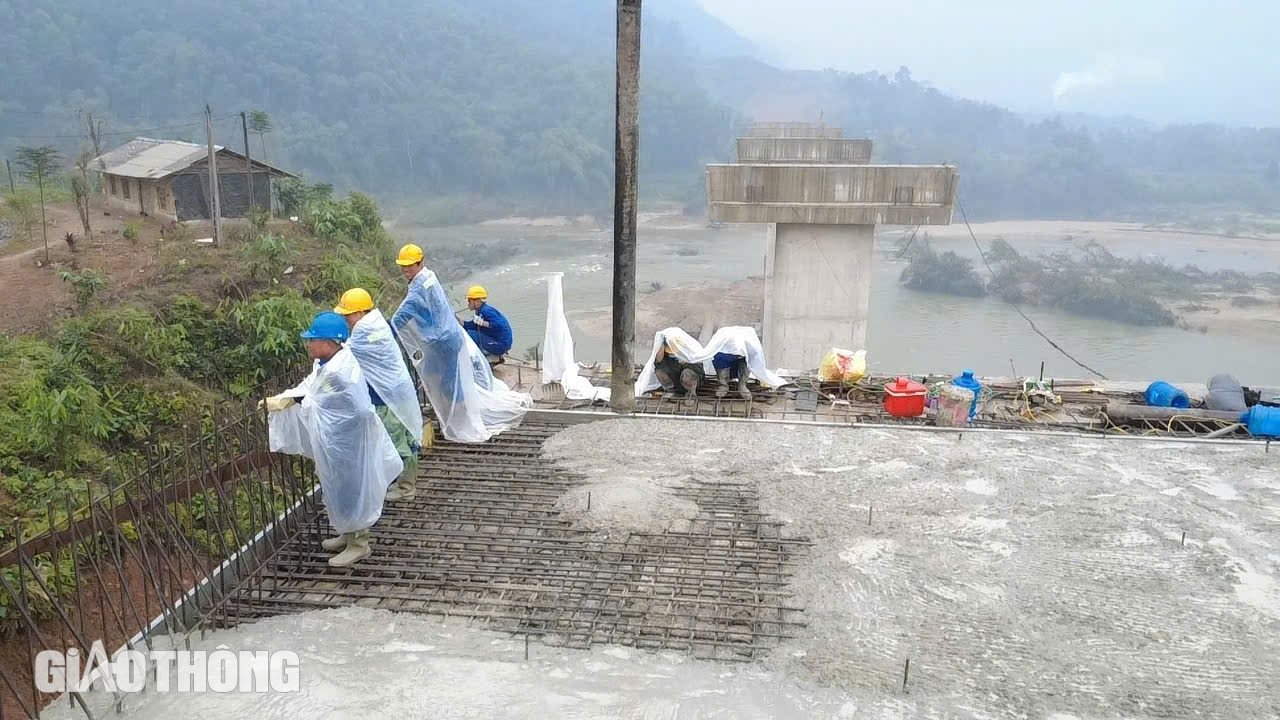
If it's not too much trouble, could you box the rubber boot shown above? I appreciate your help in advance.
[328,529,371,568]
[715,368,731,398]
[321,534,348,552]
[680,368,700,405]
[386,477,415,501]
[736,360,751,400]
[656,369,678,401]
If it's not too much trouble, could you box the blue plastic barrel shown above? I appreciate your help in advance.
[952,370,982,419]
[1145,381,1190,409]
[1242,405,1280,438]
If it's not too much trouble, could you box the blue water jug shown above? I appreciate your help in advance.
[951,370,982,419]
[1145,381,1189,409]
[1242,405,1280,438]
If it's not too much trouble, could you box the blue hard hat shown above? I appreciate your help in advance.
[300,311,349,341]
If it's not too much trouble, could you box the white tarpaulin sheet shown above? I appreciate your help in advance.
[634,326,788,396]
[346,308,424,442]
[686,326,789,390]
[542,273,610,402]
[268,349,402,534]
[634,327,706,397]
[391,267,532,443]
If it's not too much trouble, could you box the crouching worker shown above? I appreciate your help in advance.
[261,311,403,568]
[634,328,705,403]
[711,353,751,400]
[462,285,513,362]
[688,326,789,401]
[335,287,425,502]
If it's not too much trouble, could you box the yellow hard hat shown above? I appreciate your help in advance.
[395,243,424,266]
[334,287,374,316]
[465,285,488,301]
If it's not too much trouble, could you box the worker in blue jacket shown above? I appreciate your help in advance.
[462,285,513,359]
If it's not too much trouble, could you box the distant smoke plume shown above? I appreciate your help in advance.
[1052,54,1164,103]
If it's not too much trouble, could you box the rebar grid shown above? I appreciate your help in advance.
[222,421,811,662]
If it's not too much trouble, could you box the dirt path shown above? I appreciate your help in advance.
[0,197,172,336]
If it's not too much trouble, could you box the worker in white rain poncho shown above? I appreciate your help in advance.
[262,311,402,568]
[335,287,425,502]
[635,326,788,401]
[633,327,706,403]
[390,244,532,443]
[684,326,789,399]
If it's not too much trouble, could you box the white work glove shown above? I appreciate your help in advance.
[473,315,489,328]
[259,395,297,413]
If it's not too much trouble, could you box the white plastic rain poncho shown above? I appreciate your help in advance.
[542,273,610,402]
[634,326,789,396]
[268,348,402,534]
[346,309,424,443]
[686,326,789,390]
[634,327,706,396]
[391,267,532,443]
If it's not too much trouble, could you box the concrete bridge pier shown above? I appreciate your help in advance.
[763,223,875,372]
[708,122,959,372]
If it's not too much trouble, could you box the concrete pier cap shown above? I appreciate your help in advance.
[706,123,959,371]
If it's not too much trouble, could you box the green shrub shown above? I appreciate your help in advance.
[0,551,76,635]
[304,245,384,303]
[246,204,272,234]
[240,233,295,282]
[58,268,108,310]
[899,242,987,297]
[122,221,141,246]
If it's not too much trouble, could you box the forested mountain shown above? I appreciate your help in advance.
[697,59,1280,220]
[2,0,1277,221]
[0,0,737,216]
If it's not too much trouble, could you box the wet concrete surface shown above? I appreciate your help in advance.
[47,420,1280,719]
[548,420,1280,719]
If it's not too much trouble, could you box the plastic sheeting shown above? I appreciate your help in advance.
[686,326,788,390]
[541,273,610,402]
[346,308,424,443]
[268,349,402,534]
[634,327,706,397]
[391,267,532,443]
[634,326,788,396]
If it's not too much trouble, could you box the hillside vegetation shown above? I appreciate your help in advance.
[0,188,445,534]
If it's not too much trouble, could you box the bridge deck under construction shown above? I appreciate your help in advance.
[218,421,810,662]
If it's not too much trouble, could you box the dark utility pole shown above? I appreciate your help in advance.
[610,0,641,413]
[241,111,255,213]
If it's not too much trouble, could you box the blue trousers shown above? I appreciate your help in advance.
[712,353,745,376]
[467,328,511,357]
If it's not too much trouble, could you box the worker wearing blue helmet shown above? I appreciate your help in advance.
[262,311,403,568]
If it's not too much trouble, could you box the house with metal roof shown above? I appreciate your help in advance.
[91,137,297,222]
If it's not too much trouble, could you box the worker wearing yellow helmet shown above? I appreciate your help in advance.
[335,287,424,502]
[395,243,425,281]
[462,284,513,361]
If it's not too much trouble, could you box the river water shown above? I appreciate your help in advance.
[412,221,1280,385]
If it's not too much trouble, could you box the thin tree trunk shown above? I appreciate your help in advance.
[37,168,49,264]
[259,134,269,164]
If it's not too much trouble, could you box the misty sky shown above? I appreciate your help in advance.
[696,0,1280,127]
